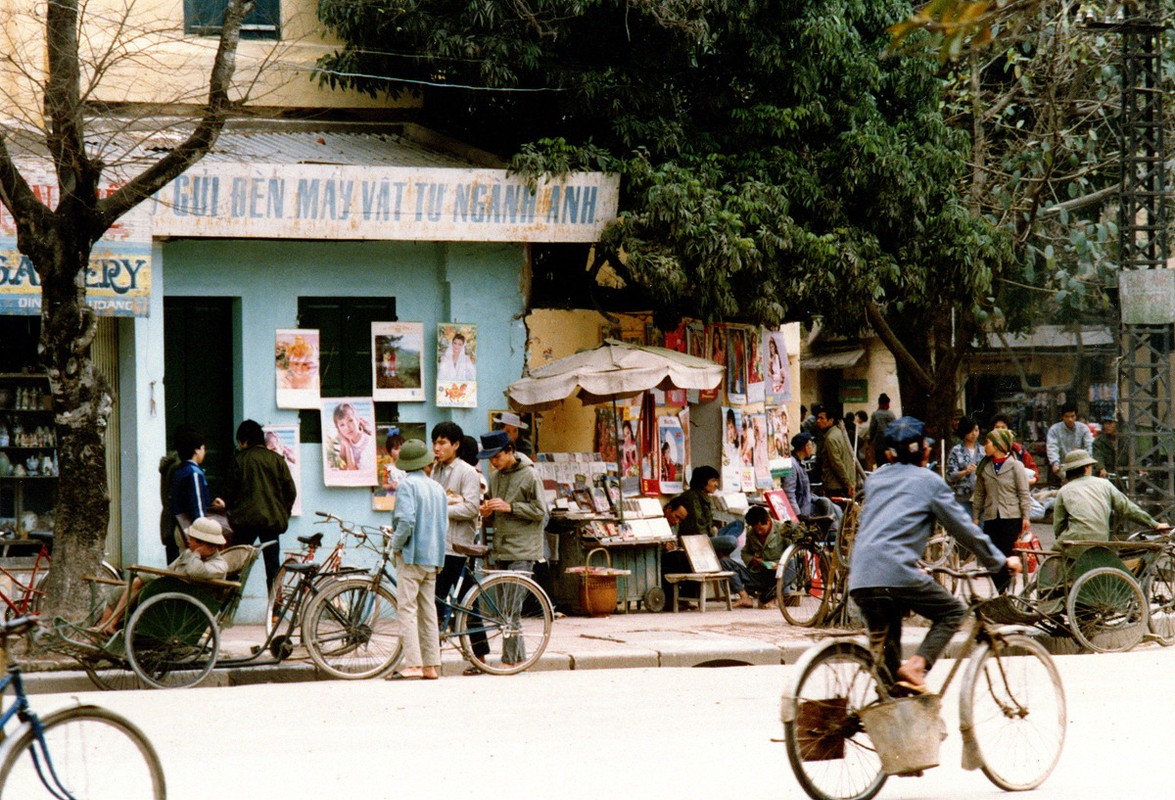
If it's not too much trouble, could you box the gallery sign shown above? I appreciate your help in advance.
[0,169,152,317]
[152,164,620,243]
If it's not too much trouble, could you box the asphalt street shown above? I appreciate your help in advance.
[19,645,1173,800]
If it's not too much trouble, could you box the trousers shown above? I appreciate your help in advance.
[397,562,441,670]
[850,582,967,686]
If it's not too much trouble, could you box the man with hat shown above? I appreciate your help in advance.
[478,429,547,664]
[95,516,229,635]
[387,439,447,680]
[850,417,1020,693]
[492,411,533,456]
[1092,417,1120,478]
[1053,448,1167,544]
[784,431,843,531]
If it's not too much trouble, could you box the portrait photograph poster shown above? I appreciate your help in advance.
[372,422,426,511]
[721,405,743,491]
[262,425,302,517]
[767,406,791,476]
[753,412,771,489]
[657,415,685,494]
[275,329,321,409]
[372,322,424,402]
[320,397,377,487]
[436,323,478,408]
[747,329,765,405]
[764,329,792,405]
[725,326,748,406]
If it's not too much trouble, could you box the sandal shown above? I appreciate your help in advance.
[892,680,932,696]
[462,666,483,676]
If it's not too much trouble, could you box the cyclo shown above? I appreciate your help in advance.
[44,538,401,690]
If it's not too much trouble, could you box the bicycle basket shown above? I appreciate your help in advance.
[794,697,848,761]
[859,694,946,775]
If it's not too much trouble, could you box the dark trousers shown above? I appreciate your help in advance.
[983,518,1021,593]
[435,554,488,657]
[233,526,281,590]
[850,583,967,686]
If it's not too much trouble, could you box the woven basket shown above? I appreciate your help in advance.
[566,548,629,616]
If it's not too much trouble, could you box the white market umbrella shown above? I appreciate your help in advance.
[506,339,723,411]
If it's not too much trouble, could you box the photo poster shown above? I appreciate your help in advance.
[262,425,302,517]
[372,422,426,511]
[657,415,685,494]
[372,322,424,402]
[747,327,766,405]
[767,405,791,478]
[725,326,748,406]
[435,323,478,408]
[594,405,620,466]
[752,411,771,489]
[663,322,686,353]
[275,329,321,409]
[721,405,744,490]
[618,400,642,480]
[764,489,799,524]
[764,329,792,405]
[685,322,708,403]
[707,324,727,403]
[320,397,378,487]
[679,406,691,489]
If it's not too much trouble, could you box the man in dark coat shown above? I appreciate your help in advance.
[225,419,296,589]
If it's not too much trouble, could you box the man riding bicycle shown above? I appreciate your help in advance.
[849,417,1021,693]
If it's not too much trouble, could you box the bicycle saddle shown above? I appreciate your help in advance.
[453,542,490,558]
[297,533,324,547]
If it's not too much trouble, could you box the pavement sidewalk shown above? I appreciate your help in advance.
[21,604,874,693]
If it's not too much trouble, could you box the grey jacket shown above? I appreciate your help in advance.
[431,457,483,554]
[972,457,1031,522]
[849,463,1005,591]
[486,453,548,563]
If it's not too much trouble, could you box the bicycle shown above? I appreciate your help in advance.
[0,533,120,619]
[0,616,165,798]
[776,498,860,628]
[301,531,553,677]
[781,565,1066,800]
[265,511,373,635]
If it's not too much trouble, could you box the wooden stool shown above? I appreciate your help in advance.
[663,571,734,612]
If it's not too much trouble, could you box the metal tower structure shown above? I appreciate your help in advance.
[1094,1,1173,516]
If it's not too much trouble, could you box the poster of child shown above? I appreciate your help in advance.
[436,323,478,408]
[321,397,377,487]
[372,322,424,402]
[262,424,302,517]
[372,422,426,510]
[275,329,320,409]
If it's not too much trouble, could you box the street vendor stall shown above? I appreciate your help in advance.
[508,341,723,614]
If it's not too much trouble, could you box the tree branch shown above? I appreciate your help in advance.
[865,299,934,390]
[1037,184,1118,218]
[95,0,254,230]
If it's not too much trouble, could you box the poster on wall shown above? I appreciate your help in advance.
[657,416,685,494]
[752,412,771,489]
[372,422,426,511]
[679,406,691,489]
[372,322,424,402]
[747,328,766,405]
[764,329,792,405]
[436,323,478,408]
[685,322,707,404]
[767,406,791,478]
[721,406,743,490]
[725,326,748,406]
[321,397,377,487]
[262,424,302,517]
[707,325,726,403]
[275,329,320,409]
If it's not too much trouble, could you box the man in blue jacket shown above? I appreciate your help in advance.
[850,417,1021,692]
[388,439,447,681]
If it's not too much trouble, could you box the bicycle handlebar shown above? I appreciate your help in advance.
[923,563,1004,580]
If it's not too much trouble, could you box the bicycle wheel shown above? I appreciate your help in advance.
[125,591,220,689]
[0,704,165,799]
[783,640,886,800]
[303,578,402,679]
[834,501,860,566]
[959,633,1066,791]
[1143,552,1175,646]
[83,661,150,692]
[455,573,552,675]
[1066,566,1148,653]
[777,544,831,627]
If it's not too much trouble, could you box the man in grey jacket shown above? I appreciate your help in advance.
[850,417,1021,692]
[477,430,547,571]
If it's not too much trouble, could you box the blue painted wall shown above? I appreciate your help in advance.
[154,237,528,618]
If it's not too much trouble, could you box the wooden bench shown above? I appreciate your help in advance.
[664,571,734,612]
[663,535,734,612]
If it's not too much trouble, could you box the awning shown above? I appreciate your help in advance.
[801,347,865,370]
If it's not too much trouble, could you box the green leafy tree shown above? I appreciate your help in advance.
[0,1,253,617]
[317,0,1065,435]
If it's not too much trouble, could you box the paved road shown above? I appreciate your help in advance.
[22,645,1171,800]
